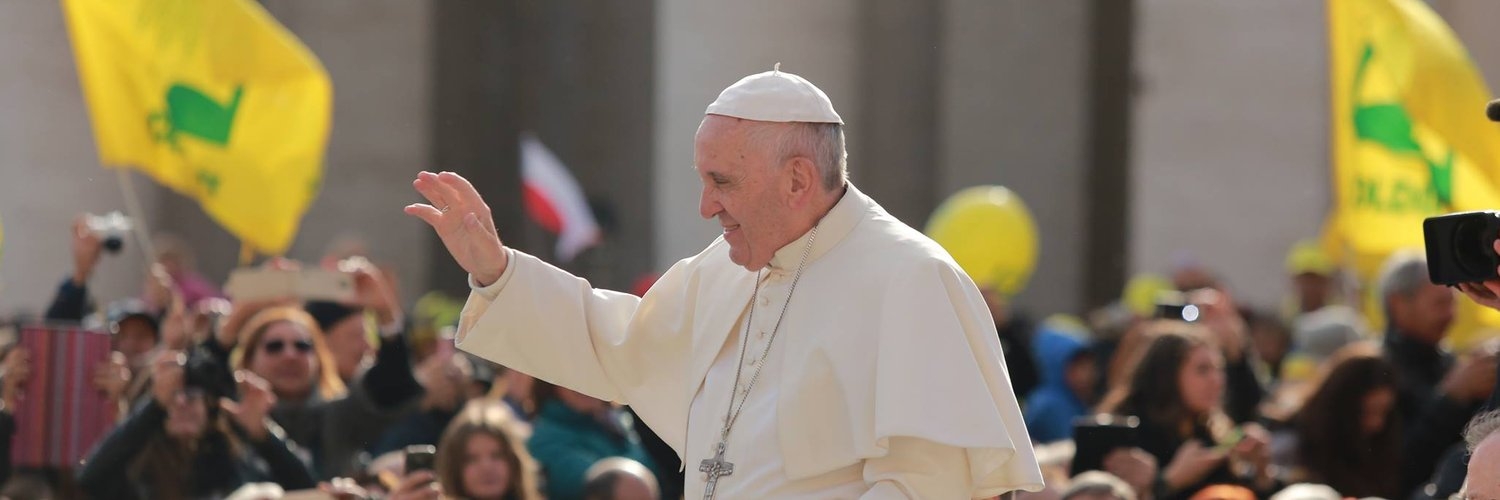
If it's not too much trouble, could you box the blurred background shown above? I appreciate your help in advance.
[7,0,1497,320]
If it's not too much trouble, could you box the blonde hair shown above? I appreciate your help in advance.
[436,400,542,500]
[231,306,347,400]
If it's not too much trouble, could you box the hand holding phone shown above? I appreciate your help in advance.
[404,445,437,473]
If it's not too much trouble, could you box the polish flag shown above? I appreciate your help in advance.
[521,133,602,262]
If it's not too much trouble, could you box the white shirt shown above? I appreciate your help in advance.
[458,184,1044,499]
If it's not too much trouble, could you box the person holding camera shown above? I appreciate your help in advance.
[1371,254,1496,494]
[76,348,317,500]
[1094,326,1276,500]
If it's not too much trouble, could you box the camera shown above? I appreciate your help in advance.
[1422,211,1500,286]
[1154,291,1202,322]
[85,211,132,254]
[181,347,234,402]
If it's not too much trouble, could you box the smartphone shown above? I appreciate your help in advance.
[225,268,355,303]
[280,490,335,500]
[1070,415,1140,476]
[1214,427,1245,452]
[404,445,437,473]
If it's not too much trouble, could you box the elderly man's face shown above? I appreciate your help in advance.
[1468,434,1500,499]
[695,115,794,270]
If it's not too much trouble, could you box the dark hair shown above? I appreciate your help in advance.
[128,411,242,500]
[1099,327,1228,440]
[435,400,541,500]
[1293,346,1401,498]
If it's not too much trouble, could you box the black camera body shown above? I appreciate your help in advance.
[1423,211,1500,286]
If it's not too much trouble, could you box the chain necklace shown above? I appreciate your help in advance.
[699,225,819,500]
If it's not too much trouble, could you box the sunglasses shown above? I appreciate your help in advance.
[262,339,315,355]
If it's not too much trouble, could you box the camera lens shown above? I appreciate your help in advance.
[103,236,124,254]
[1453,219,1494,277]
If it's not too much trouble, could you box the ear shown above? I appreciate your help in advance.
[784,156,819,206]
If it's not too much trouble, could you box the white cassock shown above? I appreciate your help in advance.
[456,184,1044,499]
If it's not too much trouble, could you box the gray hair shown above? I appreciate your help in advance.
[1062,471,1135,500]
[745,121,848,190]
[1466,409,1500,452]
[1375,252,1431,318]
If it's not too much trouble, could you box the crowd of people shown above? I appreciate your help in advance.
[1,213,1498,500]
[1010,245,1500,500]
[0,217,671,500]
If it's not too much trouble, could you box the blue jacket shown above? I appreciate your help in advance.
[1024,328,1091,444]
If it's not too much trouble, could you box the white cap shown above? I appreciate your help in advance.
[705,63,843,124]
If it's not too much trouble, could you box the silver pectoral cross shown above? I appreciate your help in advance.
[699,440,735,500]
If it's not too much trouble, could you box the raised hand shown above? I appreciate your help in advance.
[387,470,442,500]
[221,370,277,441]
[404,171,508,287]
[71,215,104,286]
[150,351,187,407]
[93,352,131,402]
[340,256,403,326]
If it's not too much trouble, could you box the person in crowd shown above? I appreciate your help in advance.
[1025,319,1100,444]
[1241,309,1290,389]
[527,380,659,500]
[989,290,1041,403]
[304,256,405,384]
[1095,328,1275,500]
[0,346,29,489]
[1266,483,1342,500]
[1155,270,1265,425]
[1276,342,1400,498]
[1374,253,1495,493]
[367,346,474,457]
[1260,306,1368,424]
[488,364,536,420]
[77,349,317,500]
[582,457,660,500]
[1062,471,1136,500]
[147,233,224,310]
[1282,240,1338,319]
[42,218,160,416]
[1284,306,1364,384]
[230,303,424,480]
[383,400,542,500]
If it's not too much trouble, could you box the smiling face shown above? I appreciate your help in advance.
[248,321,318,400]
[695,116,803,271]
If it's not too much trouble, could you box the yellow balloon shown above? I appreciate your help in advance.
[925,186,1039,296]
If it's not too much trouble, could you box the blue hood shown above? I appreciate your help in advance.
[1031,327,1090,390]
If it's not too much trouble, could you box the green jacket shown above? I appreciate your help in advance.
[527,400,660,500]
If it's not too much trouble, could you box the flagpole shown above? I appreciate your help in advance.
[114,168,157,268]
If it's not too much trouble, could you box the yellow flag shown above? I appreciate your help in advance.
[61,0,331,255]
[1326,0,1500,350]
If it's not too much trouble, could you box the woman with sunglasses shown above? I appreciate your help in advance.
[78,348,317,500]
[231,305,424,480]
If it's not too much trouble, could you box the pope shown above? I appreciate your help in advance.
[406,65,1043,499]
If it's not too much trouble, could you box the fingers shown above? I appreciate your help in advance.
[404,204,443,227]
[219,397,240,416]
[436,171,484,209]
[413,173,452,211]
[396,470,438,493]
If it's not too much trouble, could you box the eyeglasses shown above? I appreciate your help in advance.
[262,339,315,355]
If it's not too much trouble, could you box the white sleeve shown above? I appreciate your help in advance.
[859,436,977,499]
[454,248,645,403]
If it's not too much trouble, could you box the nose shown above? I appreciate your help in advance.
[699,185,721,220]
